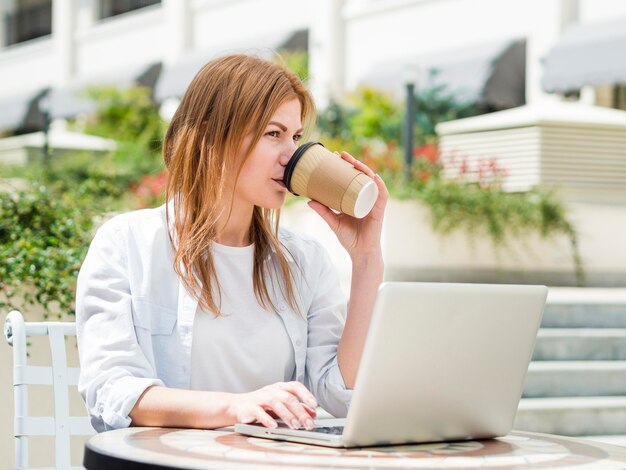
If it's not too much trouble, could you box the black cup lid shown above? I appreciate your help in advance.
[283,141,324,195]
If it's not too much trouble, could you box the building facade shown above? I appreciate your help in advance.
[1,0,626,132]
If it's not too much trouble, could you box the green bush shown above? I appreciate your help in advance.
[77,86,165,180]
[0,182,113,317]
[316,83,478,148]
[412,73,481,145]
[0,85,166,317]
[276,50,309,83]
[316,88,402,145]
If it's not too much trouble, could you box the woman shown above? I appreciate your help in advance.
[76,54,388,433]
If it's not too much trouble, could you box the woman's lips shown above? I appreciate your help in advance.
[273,179,287,189]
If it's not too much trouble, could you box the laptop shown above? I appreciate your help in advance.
[235,281,548,447]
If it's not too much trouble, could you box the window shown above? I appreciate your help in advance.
[4,0,52,46]
[100,0,161,20]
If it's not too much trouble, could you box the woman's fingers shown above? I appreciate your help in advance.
[373,174,389,207]
[245,382,317,430]
[234,383,319,430]
[339,151,389,210]
[278,381,318,408]
[254,407,278,429]
[276,393,315,430]
[265,397,302,429]
[339,151,376,179]
[303,403,318,417]
[277,382,317,429]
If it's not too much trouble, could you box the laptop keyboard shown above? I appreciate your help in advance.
[311,425,344,435]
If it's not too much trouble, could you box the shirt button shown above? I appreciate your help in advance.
[295,339,302,347]
[279,303,287,311]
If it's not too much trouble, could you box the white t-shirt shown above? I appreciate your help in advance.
[190,242,296,393]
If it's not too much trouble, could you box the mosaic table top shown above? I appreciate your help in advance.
[84,426,626,470]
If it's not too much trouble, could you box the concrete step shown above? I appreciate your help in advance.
[523,361,626,397]
[515,397,626,436]
[532,329,626,360]
[543,306,626,328]
[543,288,626,328]
[547,288,626,305]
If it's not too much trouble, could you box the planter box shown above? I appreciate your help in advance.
[382,199,626,287]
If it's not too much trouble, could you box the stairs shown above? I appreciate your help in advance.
[514,288,626,445]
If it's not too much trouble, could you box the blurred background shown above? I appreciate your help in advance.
[1,0,626,467]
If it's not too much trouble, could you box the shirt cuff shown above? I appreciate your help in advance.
[321,359,353,418]
[98,376,165,431]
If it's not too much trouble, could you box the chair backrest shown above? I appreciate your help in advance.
[4,310,95,470]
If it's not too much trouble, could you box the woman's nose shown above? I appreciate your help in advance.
[280,142,296,166]
[279,152,291,166]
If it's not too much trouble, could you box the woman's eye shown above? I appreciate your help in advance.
[267,130,280,138]
[293,134,302,142]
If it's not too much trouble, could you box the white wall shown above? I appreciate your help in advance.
[308,0,345,108]
[0,39,55,94]
[0,0,310,97]
[75,5,164,77]
[191,0,310,50]
[580,0,626,23]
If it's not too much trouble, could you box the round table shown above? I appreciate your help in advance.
[84,427,626,469]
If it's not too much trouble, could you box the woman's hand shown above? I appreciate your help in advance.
[308,151,389,260]
[228,381,318,430]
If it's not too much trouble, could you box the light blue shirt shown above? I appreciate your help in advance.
[76,203,353,432]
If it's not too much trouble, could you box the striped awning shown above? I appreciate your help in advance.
[542,17,626,93]
[360,38,526,110]
[48,62,161,119]
[0,88,49,133]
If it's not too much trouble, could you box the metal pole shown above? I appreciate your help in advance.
[42,108,51,171]
[43,114,50,158]
[403,81,415,182]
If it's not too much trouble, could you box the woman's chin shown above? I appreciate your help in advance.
[255,197,286,210]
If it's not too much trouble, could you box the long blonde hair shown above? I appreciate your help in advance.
[163,54,315,315]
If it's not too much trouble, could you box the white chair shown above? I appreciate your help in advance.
[4,310,95,470]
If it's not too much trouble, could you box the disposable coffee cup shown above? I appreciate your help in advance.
[283,142,379,219]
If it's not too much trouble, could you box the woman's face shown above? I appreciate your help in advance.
[234,98,303,210]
